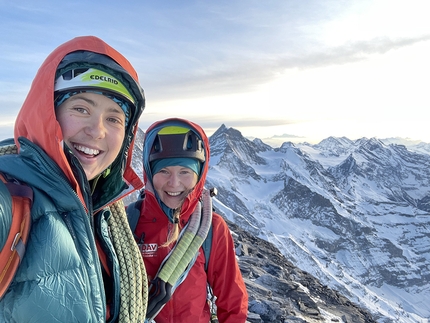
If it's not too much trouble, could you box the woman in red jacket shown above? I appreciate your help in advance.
[131,117,248,323]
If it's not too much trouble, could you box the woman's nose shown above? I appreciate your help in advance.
[85,116,106,139]
[167,173,180,186]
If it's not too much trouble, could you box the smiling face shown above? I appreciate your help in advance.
[56,92,126,180]
[152,165,198,209]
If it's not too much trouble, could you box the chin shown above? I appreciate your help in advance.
[167,204,181,209]
[162,200,181,209]
[85,171,98,181]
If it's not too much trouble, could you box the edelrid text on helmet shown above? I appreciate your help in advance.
[90,74,119,85]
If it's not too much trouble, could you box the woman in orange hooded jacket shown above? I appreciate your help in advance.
[0,36,147,322]
[130,117,248,323]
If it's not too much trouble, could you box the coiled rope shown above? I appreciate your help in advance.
[109,200,148,322]
[158,190,212,285]
[0,143,148,323]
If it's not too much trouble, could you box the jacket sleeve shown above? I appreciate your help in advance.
[207,213,248,323]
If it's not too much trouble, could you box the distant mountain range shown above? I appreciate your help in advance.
[129,125,430,322]
[248,133,429,153]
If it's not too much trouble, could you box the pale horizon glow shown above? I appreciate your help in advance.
[1,0,429,145]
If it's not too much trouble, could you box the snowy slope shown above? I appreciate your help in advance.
[205,125,430,323]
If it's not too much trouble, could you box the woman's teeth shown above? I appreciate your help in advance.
[74,144,100,156]
[167,191,181,196]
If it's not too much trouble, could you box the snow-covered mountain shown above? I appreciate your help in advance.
[130,125,430,322]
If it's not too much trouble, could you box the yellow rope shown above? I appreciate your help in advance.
[109,200,148,322]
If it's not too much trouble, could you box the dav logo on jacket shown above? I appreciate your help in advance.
[139,243,158,258]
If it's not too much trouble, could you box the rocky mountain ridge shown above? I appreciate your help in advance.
[231,218,377,322]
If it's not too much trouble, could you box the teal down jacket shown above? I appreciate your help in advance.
[0,138,120,322]
[0,35,145,322]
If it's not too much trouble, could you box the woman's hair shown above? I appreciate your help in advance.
[161,208,181,247]
[160,184,196,247]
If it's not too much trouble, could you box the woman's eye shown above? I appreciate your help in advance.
[107,117,122,124]
[74,106,88,114]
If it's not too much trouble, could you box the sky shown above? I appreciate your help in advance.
[1,0,430,146]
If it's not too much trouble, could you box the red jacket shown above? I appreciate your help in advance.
[134,118,248,323]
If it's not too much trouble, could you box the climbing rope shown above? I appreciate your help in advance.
[159,190,212,286]
[0,143,17,155]
[109,199,148,323]
[157,200,203,283]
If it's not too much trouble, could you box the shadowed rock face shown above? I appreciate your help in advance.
[227,219,377,323]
